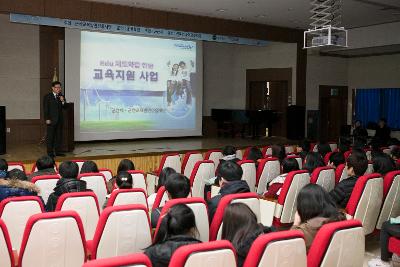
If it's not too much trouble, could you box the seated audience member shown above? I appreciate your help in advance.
[327,152,345,168]
[28,155,56,180]
[390,146,400,169]
[246,146,263,168]
[368,217,400,267]
[80,160,99,174]
[353,120,368,141]
[208,161,249,222]
[374,118,391,146]
[303,152,325,174]
[103,171,133,209]
[222,203,274,267]
[373,154,396,176]
[107,158,135,192]
[210,145,240,187]
[291,184,345,251]
[151,173,190,228]
[353,138,367,151]
[0,169,41,202]
[317,141,332,158]
[46,161,88,212]
[371,141,385,160]
[297,139,311,160]
[145,204,201,267]
[329,149,368,208]
[0,159,8,179]
[264,157,299,198]
[271,144,286,163]
[147,167,176,209]
[338,141,350,154]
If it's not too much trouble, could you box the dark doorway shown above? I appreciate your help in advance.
[319,86,348,141]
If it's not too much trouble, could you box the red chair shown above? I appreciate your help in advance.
[284,145,294,155]
[127,170,147,192]
[18,211,87,267]
[78,172,108,208]
[344,150,352,160]
[154,198,209,242]
[389,237,400,257]
[87,204,151,260]
[307,220,364,267]
[189,160,214,198]
[169,240,236,267]
[0,219,14,267]
[376,170,400,229]
[242,147,252,160]
[273,170,310,227]
[328,142,338,152]
[238,160,257,192]
[261,146,272,157]
[256,158,280,194]
[323,151,332,165]
[310,166,335,192]
[204,149,223,173]
[7,162,25,173]
[286,155,302,169]
[151,186,168,211]
[71,159,86,172]
[82,253,152,267]
[335,163,348,184]
[31,174,60,203]
[181,151,203,178]
[345,173,383,235]
[210,193,259,241]
[106,188,148,208]
[147,153,181,196]
[0,196,44,251]
[98,168,113,183]
[243,230,306,267]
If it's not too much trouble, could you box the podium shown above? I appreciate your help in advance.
[60,103,74,152]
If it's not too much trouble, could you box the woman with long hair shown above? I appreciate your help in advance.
[145,204,201,267]
[221,203,273,267]
[303,152,325,174]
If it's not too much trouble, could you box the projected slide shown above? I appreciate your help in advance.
[80,31,198,133]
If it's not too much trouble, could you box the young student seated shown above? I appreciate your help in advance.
[0,169,41,202]
[28,155,57,180]
[391,146,400,169]
[207,161,249,222]
[264,157,299,198]
[103,171,133,209]
[46,161,88,212]
[145,204,201,267]
[147,167,176,210]
[151,173,190,228]
[373,154,396,176]
[329,149,368,209]
[221,203,274,267]
[291,184,345,251]
[317,141,332,159]
[0,159,8,179]
[246,147,263,169]
[327,152,345,168]
[303,152,325,174]
[107,159,135,192]
[297,139,311,161]
[80,160,99,174]
[270,144,286,163]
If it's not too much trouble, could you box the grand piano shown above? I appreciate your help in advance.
[211,109,279,138]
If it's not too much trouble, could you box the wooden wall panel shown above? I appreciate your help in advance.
[7,0,44,16]
[296,42,307,106]
[6,120,42,145]
[91,2,131,25]
[131,7,168,28]
[44,0,91,20]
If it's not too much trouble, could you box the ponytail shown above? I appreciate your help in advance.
[116,171,133,189]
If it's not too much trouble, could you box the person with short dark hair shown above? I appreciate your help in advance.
[222,203,274,267]
[80,160,99,174]
[151,173,191,228]
[264,157,299,198]
[292,184,345,251]
[303,152,325,173]
[373,154,396,176]
[271,144,286,163]
[317,142,332,158]
[103,171,133,209]
[329,149,368,208]
[0,169,41,202]
[328,152,345,168]
[45,161,88,212]
[43,81,66,158]
[0,159,8,179]
[145,204,201,267]
[353,120,368,141]
[246,147,263,168]
[28,155,56,180]
[207,161,249,222]
[147,167,177,209]
[375,118,391,146]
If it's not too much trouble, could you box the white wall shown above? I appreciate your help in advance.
[203,41,297,116]
[0,14,40,119]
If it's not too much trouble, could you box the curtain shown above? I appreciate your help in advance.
[382,88,400,129]
[355,89,381,127]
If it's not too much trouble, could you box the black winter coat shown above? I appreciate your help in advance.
[144,235,201,267]
[329,175,358,209]
[45,178,88,212]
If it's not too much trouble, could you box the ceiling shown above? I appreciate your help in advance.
[86,0,400,29]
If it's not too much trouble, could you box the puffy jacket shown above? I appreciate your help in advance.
[45,178,87,212]
[144,235,201,267]
[329,175,358,209]
[0,179,41,202]
[207,180,250,222]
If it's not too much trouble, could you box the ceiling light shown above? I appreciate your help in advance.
[216,9,227,12]
[170,7,178,11]
[255,14,266,18]
[247,1,255,4]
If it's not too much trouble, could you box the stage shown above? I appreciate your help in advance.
[2,136,291,173]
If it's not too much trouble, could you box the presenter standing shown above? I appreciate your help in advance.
[43,81,66,158]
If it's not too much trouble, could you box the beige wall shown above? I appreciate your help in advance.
[203,41,297,116]
[0,14,40,119]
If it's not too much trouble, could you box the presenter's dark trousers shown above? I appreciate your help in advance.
[47,122,62,156]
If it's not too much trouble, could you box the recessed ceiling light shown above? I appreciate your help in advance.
[132,2,140,5]
[170,7,178,11]
[247,1,255,4]
[255,14,266,18]
[238,17,244,20]
[216,9,227,12]
[288,8,293,11]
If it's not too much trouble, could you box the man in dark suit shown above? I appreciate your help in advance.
[43,81,66,157]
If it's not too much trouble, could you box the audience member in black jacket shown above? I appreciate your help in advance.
[330,149,368,208]
[145,204,201,267]
[207,161,250,222]
[222,203,274,267]
[46,161,88,212]
[374,118,391,146]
